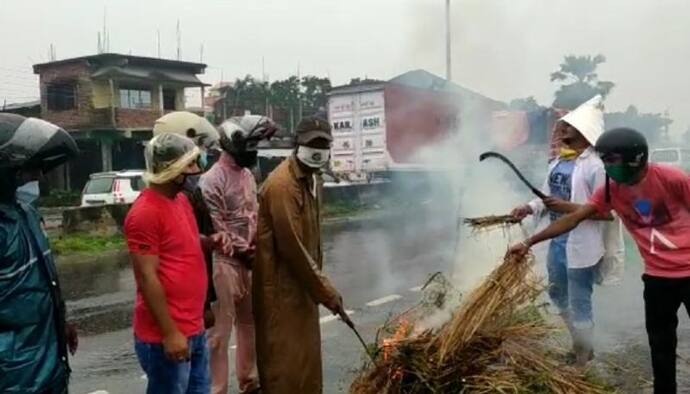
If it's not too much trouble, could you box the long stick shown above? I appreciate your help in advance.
[340,313,377,364]
[479,151,546,199]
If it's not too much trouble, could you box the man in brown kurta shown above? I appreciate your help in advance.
[253,116,346,394]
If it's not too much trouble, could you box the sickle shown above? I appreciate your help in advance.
[479,151,547,199]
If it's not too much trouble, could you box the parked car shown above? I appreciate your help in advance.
[81,170,146,206]
[650,148,690,172]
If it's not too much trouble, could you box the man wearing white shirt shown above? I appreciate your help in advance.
[511,95,624,366]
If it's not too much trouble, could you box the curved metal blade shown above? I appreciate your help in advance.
[479,151,546,199]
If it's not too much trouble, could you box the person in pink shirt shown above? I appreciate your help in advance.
[509,128,690,394]
[200,115,277,394]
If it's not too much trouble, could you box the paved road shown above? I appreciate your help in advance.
[66,211,456,394]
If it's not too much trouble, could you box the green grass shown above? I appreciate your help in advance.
[50,233,125,256]
[322,201,367,218]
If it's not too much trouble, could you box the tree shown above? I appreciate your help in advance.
[270,76,301,133]
[211,74,332,132]
[551,54,615,110]
[508,96,544,112]
[605,105,673,145]
[300,76,331,116]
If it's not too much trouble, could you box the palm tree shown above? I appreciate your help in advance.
[551,54,615,110]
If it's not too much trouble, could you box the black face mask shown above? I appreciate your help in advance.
[233,151,259,168]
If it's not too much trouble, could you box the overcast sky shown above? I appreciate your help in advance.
[2,0,689,134]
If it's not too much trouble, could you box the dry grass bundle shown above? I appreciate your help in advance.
[350,253,613,394]
[463,215,521,233]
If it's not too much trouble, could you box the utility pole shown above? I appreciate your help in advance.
[297,62,302,121]
[445,0,452,81]
[176,20,182,60]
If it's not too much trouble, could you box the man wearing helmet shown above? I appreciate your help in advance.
[153,111,222,329]
[200,115,277,394]
[124,133,229,394]
[509,128,690,393]
[0,114,79,393]
[253,116,348,394]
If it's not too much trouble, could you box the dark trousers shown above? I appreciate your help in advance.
[643,274,690,394]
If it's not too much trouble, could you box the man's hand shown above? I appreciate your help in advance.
[324,292,345,316]
[162,330,190,363]
[210,233,232,255]
[507,240,531,259]
[66,323,78,355]
[510,204,533,220]
[324,292,353,328]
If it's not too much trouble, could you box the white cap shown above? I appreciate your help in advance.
[560,95,605,145]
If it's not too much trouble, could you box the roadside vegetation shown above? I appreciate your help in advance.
[51,232,125,256]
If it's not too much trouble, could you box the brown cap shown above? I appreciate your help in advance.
[295,116,333,144]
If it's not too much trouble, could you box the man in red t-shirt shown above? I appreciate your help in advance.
[509,128,690,394]
[125,133,229,394]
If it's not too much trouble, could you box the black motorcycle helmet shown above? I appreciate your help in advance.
[594,127,648,166]
[0,113,79,172]
[595,128,648,201]
[218,115,278,168]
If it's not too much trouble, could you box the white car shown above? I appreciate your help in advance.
[650,147,690,172]
[81,170,146,206]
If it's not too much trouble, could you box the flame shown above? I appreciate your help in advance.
[382,319,413,381]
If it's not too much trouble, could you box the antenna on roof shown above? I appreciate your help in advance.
[176,19,182,60]
[157,29,161,58]
[199,43,204,63]
[262,56,266,81]
[48,44,56,61]
[103,6,109,53]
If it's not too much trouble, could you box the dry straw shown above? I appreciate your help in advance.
[350,216,612,394]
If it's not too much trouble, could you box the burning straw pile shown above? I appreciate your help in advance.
[350,251,611,394]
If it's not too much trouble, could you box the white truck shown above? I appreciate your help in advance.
[328,83,389,182]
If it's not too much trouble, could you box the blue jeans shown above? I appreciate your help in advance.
[547,242,596,328]
[135,334,210,394]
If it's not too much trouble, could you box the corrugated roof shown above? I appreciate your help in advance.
[327,80,386,96]
[327,70,504,109]
[33,53,206,74]
[91,65,208,86]
[388,69,499,103]
[0,100,40,111]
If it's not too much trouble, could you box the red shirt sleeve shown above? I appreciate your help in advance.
[589,184,611,214]
[663,166,690,209]
[124,204,161,255]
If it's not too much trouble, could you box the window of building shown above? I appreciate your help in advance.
[119,87,152,109]
[163,89,177,110]
[46,82,76,111]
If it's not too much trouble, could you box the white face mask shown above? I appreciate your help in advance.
[296,146,330,168]
[16,180,40,204]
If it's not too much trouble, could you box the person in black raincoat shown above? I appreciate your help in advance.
[0,113,79,393]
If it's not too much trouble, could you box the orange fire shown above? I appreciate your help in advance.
[382,319,413,381]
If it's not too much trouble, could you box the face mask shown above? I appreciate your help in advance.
[605,164,639,185]
[198,151,208,171]
[559,148,580,161]
[16,180,40,204]
[234,151,259,168]
[296,146,330,168]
